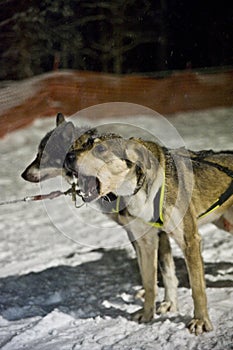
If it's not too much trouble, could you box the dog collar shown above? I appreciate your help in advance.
[112,170,165,228]
[111,196,121,214]
[133,165,146,195]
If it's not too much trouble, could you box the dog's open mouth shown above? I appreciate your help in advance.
[78,175,100,202]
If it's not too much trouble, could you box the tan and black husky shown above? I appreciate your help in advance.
[65,133,233,335]
[22,115,182,331]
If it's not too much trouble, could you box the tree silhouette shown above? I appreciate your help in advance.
[0,0,231,80]
[81,0,162,74]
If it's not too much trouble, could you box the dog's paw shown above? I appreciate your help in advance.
[156,301,178,314]
[131,308,154,323]
[187,317,213,335]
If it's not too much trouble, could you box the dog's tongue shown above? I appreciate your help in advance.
[79,175,99,202]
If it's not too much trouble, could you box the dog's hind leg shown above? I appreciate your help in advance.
[176,208,213,335]
[157,231,178,314]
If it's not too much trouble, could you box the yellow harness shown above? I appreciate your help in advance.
[198,180,233,219]
[112,173,233,227]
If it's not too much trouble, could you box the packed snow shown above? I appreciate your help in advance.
[0,104,233,349]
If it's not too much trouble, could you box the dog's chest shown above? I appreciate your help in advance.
[127,183,163,222]
[127,170,164,222]
[127,190,154,222]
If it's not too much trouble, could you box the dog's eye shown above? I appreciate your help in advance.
[94,144,107,154]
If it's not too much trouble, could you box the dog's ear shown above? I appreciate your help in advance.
[109,138,127,159]
[125,140,151,170]
[61,122,75,143]
[56,113,65,126]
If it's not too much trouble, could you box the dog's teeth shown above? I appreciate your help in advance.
[82,192,88,199]
[72,176,78,184]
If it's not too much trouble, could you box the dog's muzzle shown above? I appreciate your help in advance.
[78,174,100,202]
[64,151,78,173]
[64,151,80,186]
[65,151,100,202]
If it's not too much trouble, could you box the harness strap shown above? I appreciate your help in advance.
[111,196,121,214]
[191,158,233,219]
[198,180,233,219]
[147,182,165,228]
[190,157,233,178]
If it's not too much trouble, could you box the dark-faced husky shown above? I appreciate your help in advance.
[65,132,233,335]
[21,113,96,183]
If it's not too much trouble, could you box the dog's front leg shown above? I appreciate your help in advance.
[129,221,159,323]
[177,210,213,335]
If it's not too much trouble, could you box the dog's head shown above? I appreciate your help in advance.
[21,113,76,182]
[65,134,154,202]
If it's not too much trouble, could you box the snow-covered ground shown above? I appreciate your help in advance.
[0,104,233,349]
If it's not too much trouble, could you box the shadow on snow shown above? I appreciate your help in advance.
[0,248,232,322]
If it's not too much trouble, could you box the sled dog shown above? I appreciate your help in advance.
[21,115,180,330]
[65,132,233,335]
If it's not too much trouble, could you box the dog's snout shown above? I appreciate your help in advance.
[65,151,77,170]
[66,151,76,162]
[21,169,28,180]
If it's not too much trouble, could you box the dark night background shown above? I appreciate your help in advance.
[0,0,232,80]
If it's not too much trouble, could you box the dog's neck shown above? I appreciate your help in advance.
[124,162,165,223]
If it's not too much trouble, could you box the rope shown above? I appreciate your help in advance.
[0,185,83,207]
